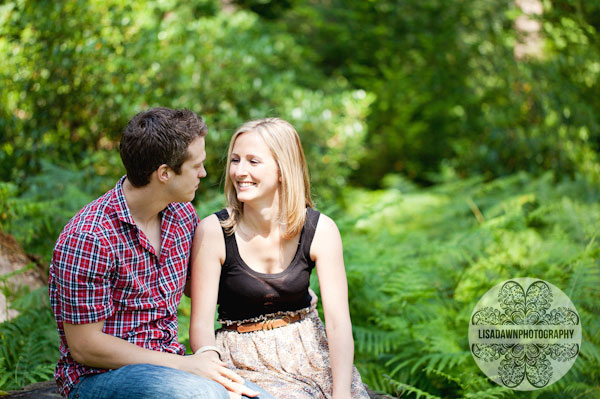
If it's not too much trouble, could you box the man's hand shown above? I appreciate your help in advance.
[309,287,319,311]
[185,352,259,398]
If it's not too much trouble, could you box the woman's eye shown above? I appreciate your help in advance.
[231,158,239,163]
[250,159,259,164]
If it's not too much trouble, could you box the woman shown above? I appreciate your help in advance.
[189,118,369,399]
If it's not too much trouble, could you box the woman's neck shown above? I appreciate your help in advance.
[239,201,282,238]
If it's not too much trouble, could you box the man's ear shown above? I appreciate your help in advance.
[156,164,171,183]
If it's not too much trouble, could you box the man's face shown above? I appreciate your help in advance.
[168,136,207,202]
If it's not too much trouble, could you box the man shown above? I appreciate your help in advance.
[48,108,271,399]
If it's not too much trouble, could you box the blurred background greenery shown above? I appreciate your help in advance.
[1,0,599,397]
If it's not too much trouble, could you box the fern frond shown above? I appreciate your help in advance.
[385,376,442,399]
[353,326,407,356]
[422,367,461,386]
[0,288,58,390]
[407,352,471,375]
[357,364,398,394]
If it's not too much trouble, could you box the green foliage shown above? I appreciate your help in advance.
[0,159,116,261]
[0,0,371,202]
[0,287,58,391]
[342,173,600,397]
[449,0,600,182]
[1,172,599,395]
[1,0,600,395]
[246,0,600,185]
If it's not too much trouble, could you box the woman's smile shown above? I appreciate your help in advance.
[237,181,257,190]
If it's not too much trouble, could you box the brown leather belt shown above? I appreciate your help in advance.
[222,313,305,333]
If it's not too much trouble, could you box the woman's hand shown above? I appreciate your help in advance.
[185,352,259,397]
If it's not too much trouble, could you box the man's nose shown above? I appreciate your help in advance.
[199,166,207,178]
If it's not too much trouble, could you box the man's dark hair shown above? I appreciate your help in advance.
[120,107,207,187]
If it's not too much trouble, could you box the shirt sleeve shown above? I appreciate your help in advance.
[186,204,200,281]
[52,232,115,325]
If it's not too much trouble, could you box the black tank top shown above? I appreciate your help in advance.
[215,208,320,322]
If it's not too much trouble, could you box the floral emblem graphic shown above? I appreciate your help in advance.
[468,278,581,391]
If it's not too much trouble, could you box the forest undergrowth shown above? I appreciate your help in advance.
[338,173,600,398]
[1,172,599,398]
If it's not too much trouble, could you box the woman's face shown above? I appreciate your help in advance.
[229,130,280,204]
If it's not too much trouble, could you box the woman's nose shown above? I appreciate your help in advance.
[234,162,247,177]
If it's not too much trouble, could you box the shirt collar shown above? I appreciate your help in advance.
[112,176,136,226]
[111,176,184,228]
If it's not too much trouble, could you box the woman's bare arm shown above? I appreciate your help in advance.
[311,214,354,399]
[188,214,258,397]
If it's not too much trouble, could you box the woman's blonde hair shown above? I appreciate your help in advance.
[222,118,313,239]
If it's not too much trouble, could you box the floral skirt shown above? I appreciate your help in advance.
[216,310,369,399]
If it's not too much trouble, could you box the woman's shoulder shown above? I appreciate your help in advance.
[196,211,226,238]
[309,210,342,261]
[195,211,228,262]
[309,210,340,237]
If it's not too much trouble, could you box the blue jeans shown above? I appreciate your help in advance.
[68,364,274,399]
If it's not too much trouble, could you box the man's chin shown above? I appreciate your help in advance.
[174,194,195,203]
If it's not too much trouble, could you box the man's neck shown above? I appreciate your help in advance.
[122,178,169,226]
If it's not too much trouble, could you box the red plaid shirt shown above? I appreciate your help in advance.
[48,177,199,397]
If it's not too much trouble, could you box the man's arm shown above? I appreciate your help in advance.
[55,231,257,397]
[63,321,232,380]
